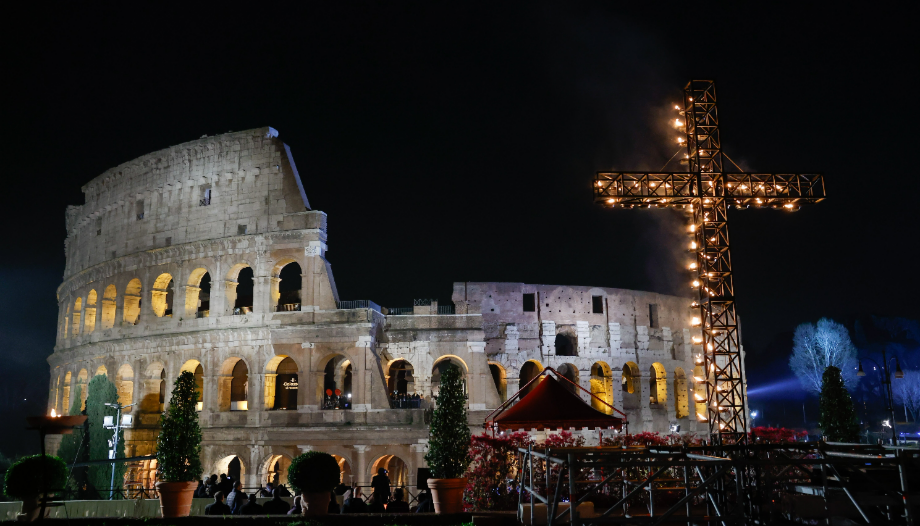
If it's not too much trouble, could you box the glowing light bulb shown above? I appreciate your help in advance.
[51,408,57,418]
[691,316,701,326]
[692,280,700,288]
[675,119,682,126]
[689,224,696,233]
[692,337,702,344]
[674,105,680,110]
[690,241,697,249]
[597,181,604,187]
[784,203,794,209]
[689,262,697,270]
[607,198,615,204]
[677,137,685,143]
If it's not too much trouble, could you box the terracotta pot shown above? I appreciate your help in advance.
[302,491,331,516]
[427,478,467,514]
[156,481,198,518]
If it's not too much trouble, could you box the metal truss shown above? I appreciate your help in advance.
[517,442,917,525]
[592,81,825,444]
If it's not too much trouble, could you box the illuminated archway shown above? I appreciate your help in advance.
[272,260,302,312]
[124,279,142,324]
[84,290,97,333]
[218,358,249,411]
[116,364,134,407]
[649,363,667,408]
[151,273,175,317]
[62,372,72,414]
[489,362,507,402]
[556,363,579,394]
[187,268,212,318]
[432,356,468,398]
[96,365,108,378]
[263,455,292,486]
[76,369,88,410]
[215,455,246,484]
[226,263,254,315]
[590,362,613,414]
[181,360,204,411]
[674,368,689,419]
[371,455,409,488]
[265,356,299,410]
[622,362,640,411]
[519,360,544,397]
[72,297,82,336]
[387,359,415,396]
[101,285,117,329]
[321,355,352,409]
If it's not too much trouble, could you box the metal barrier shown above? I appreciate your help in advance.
[336,300,382,313]
[518,442,918,525]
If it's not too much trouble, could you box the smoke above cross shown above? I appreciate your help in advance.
[594,80,826,444]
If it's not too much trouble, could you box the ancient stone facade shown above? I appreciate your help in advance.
[48,127,711,491]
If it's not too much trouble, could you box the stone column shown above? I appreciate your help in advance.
[576,321,591,354]
[542,320,556,356]
[223,280,238,315]
[264,373,277,410]
[184,286,201,318]
[313,371,325,410]
[354,445,372,487]
[253,276,273,314]
[114,295,124,327]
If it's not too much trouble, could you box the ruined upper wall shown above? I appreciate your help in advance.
[63,127,315,278]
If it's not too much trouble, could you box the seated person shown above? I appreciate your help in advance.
[240,493,264,515]
[262,488,292,515]
[387,488,410,513]
[204,492,231,515]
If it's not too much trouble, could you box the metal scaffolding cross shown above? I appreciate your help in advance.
[594,80,825,444]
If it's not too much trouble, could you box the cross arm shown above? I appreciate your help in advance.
[594,172,825,210]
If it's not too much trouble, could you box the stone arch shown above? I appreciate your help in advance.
[72,297,82,336]
[151,273,175,317]
[331,455,352,485]
[320,354,352,409]
[76,369,88,410]
[265,355,299,410]
[62,372,72,414]
[84,290,97,333]
[218,358,249,411]
[387,359,415,396]
[371,454,410,488]
[101,285,117,329]
[261,454,293,486]
[141,361,166,413]
[215,455,246,484]
[674,368,689,419]
[181,360,204,410]
[96,364,108,378]
[431,355,468,398]
[556,363,579,394]
[186,268,212,318]
[489,362,507,402]
[226,262,254,315]
[519,359,544,397]
[649,362,667,408]
[116,363,134,407]
[621,362,640,411]
[272,259,303,312]
[590,362,614,414]
[124,278,142,324]
[554,333,577,356]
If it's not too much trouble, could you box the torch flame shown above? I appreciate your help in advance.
[51,409,57,418]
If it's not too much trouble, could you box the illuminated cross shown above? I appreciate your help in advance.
[594,80,825,444]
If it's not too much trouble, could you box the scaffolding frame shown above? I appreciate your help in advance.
[593,80,825,444]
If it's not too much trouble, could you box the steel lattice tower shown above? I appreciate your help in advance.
[594,80,825,444]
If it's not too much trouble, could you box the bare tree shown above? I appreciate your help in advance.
[893,370,920,422]
[789,318,858,394]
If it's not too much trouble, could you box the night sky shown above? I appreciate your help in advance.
[2,3,917,454]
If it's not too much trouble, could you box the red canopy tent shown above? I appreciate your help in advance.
[485,367,626,433]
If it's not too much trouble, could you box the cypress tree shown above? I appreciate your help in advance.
[86,374,125,497]
[818,366,860,442]
[156,371,203,482]
[57,384,88,498]
[424,364,472,478]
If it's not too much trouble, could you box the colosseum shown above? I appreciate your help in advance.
[48,126,716,492]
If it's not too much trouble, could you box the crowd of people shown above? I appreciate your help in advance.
[198,468,434,515]
[389,391,425,409]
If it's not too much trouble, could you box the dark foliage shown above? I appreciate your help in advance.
[425,364,471,479]
[156,371,203,482]
[819,366,860,442]
[86,374,125,494]
[287,451,341,494]
[3,454,68,500]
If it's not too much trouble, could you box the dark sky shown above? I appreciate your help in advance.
[2,3,917,453]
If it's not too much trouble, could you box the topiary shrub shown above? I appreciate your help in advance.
[156,371,203,482]
[3,455,68,501]
[287,451,340,494]
[425,363,471,479]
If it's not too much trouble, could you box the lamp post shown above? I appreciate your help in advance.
[102,402,134,500]
[857,348,904,445]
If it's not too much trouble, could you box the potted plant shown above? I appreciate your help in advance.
[155,371,203,517]
[287,451,341,516]
[425,363,472,513]
[3,454,68,522]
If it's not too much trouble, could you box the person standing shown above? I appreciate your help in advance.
[226,482,246,514]
[371,468,391,505]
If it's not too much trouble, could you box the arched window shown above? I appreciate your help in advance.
[276,262,302,311]
[273,357,299,410]
[62,372,72,414]
[116,364,134,407]
[432,357,467,398]
[72,298,82,336]
[230,361,249,410]
[187,269,211,318]
[590,362,613,414]
[371,455,410,488]
[674,368,689,419]
[387,360,415,396]
[124,279,142,324]
[264,455,292,486]
[85,290,97,333]
[622,362,640,411]
[554,333,577,356]
[489,363,507,402]
[101,285,117,329]
[322,356,351,410]
[519,360,543,396]
[77,369,88,410]
[556,363,579,394]
[649,363,667,408]
[151,273,175,317]
[234,267,254,314]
